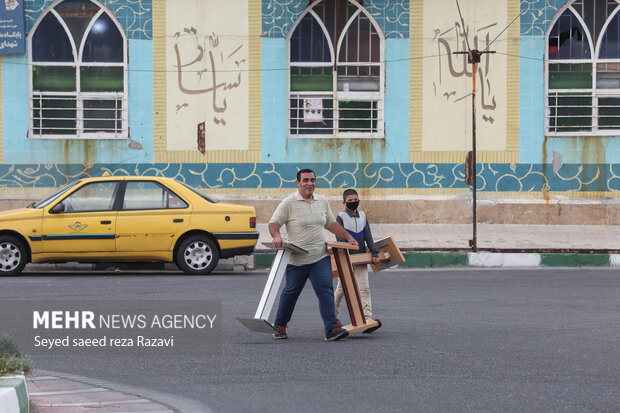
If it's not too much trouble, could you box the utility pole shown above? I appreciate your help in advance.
[453,48,493,251]
[451,1,524,251]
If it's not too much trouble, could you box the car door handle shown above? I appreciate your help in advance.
[173,218,184,223]
[101,220,111,224]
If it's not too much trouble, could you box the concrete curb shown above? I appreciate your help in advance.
[27,371,180,413]
[0,375,28,413]
[21,252,620,273]
[254,252,620,268]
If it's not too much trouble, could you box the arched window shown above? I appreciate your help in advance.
[288,0,384,138]
[546,0,620,135]
[29,0,128,139]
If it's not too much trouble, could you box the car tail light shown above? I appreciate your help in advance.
[250,217,256,228]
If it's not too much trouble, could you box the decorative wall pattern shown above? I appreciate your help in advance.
[261,0,409,38]
[0,163,615,192]
[24,0,152,39]
[520,0,567,36]
[261,0,306,38]
[365,0,409,38]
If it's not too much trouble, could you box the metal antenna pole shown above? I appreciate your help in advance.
[452,1,523,250]
[470,52,479,251]
[455,0,472,57]
[454,0,496,251]
[453,49,494,251]
[469,55,480,252]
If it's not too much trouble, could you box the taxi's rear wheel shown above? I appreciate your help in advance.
[176,235,219,275]
[0,236,27,276]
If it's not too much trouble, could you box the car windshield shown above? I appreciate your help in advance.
[179,182,217,203]
[30,180,82,209]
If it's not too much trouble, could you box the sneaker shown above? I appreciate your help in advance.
[362,319,382,334]
[272,324,288,339]
[325,326,349,341]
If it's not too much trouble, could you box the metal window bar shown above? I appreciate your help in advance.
[289,92,333,136]
[597,94,620,129]
[367,17,372,66]
[83,97,124,134]
[31,91,127,138]
[31,93,77,137]
[289,1,383,139]
[547,90,620,134]
[288,92,381,136]
[338,63,381,79]
[356,14,360,69]
[547,91,592,133]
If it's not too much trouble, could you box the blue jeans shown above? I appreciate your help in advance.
[274,256,338,333]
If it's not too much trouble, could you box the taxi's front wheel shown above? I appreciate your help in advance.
[175,235,219,275]
[0,236,27,276]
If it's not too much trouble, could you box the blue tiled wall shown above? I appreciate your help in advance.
[262,0,409,38]
[0,162,617,193]
[0,0,618,194]
[25,0,152,39]
[520,0,566,36]
[2,39,153,164]
[519,0,620,165]
[7,1,153,163]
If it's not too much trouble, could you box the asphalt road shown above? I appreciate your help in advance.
[2,268,620,413]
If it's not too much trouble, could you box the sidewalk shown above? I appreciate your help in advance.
[27,371,175,413]
[22,223,620,273]
[254,223,620,268]
[255,223,620,251]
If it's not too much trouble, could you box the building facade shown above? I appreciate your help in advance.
[0,0,619,224]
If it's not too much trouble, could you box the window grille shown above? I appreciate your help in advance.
[28,0,128,139]
[288,0,384,138]
[546,0,620,136]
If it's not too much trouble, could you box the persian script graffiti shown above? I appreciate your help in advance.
[432,21,499,123]
[172,28,245,126]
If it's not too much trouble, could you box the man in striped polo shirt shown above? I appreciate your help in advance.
[269,168,358,341]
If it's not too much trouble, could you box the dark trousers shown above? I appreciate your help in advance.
[274,256,338,333]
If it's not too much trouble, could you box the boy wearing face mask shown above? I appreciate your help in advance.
[334,189,382,333]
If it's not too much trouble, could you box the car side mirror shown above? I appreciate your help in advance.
[50,202,65,214]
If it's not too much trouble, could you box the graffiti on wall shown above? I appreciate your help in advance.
[432,20,498,122]
[172,29,245,126]
[166,0,249,152]
[422,0,508,152]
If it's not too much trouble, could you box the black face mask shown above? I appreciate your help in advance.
[346,201,359,211]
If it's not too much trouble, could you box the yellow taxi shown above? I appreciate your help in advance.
[0,176,258,275]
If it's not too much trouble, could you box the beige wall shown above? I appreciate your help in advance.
[2,197,620,226]
[422,0,507,152]
[165,0,250,152]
